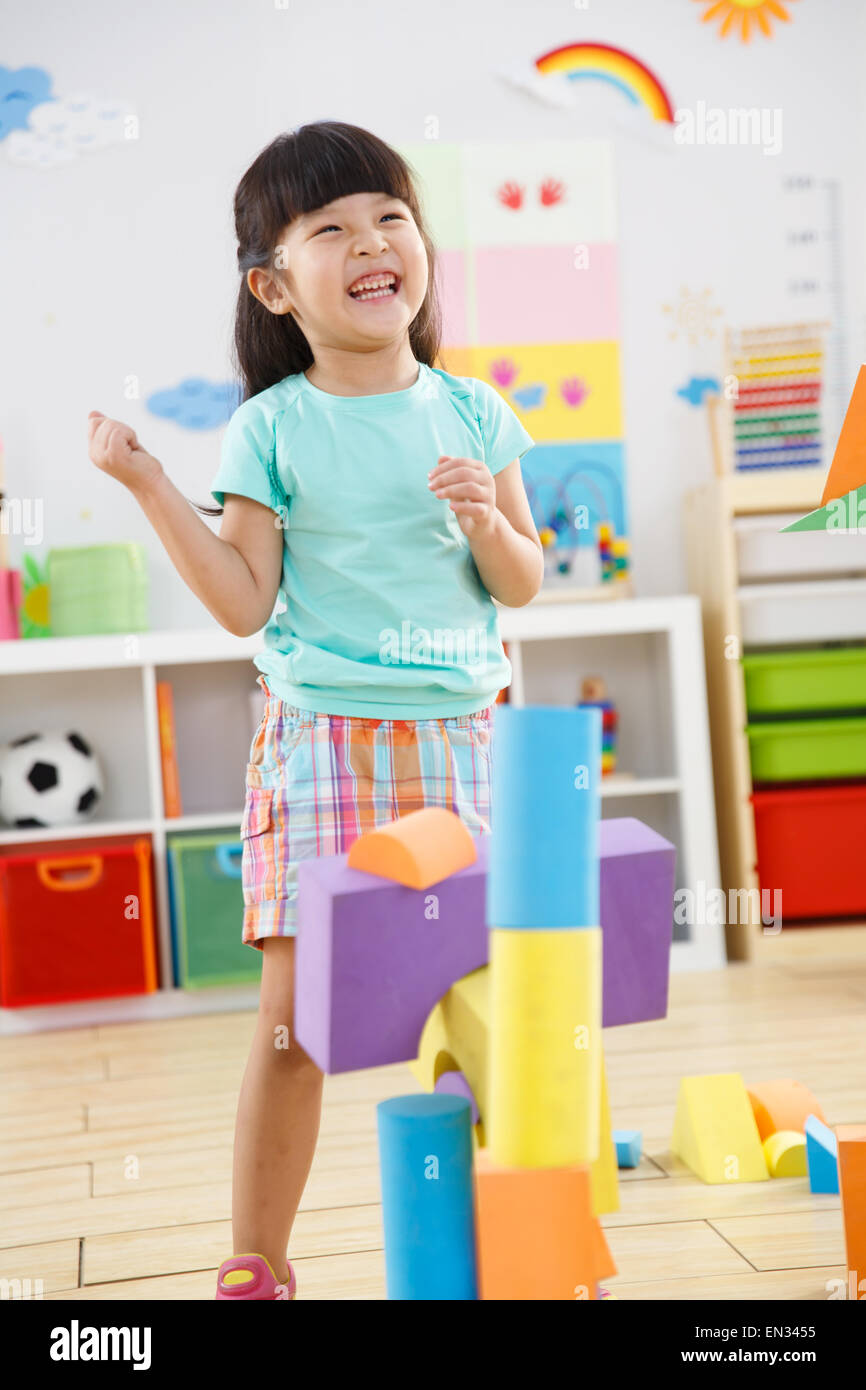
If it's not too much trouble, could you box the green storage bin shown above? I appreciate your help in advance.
[48,544,149,636]
[747,716,866,783]
[167,833,261,988]
[743,646,866,716]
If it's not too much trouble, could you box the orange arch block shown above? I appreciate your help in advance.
[746,1080,826,1142]
[346,807,478,889]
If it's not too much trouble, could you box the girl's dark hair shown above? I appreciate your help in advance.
[194,121,443,517]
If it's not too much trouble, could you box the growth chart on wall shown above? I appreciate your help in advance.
[398,138,629,577]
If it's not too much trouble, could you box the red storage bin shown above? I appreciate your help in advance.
[0,837,158,1006]
[751,781,866,921]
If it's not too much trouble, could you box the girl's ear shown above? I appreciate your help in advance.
[247,266,292,317]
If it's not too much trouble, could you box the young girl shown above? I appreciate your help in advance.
[87,120,542,1301]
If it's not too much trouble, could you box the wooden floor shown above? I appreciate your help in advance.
[0,954,863,1301]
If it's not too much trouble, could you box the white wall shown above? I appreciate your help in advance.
[2,0,865,628]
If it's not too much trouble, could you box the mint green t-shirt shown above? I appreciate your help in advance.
[210,361,535,717]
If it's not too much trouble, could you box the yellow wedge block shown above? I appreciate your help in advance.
[489,926,602,1168]
[590,1056,620,1215]
[671,1073,769,1184]
[763,1130,808,1177]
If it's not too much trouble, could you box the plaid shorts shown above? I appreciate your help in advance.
[240,675,493,948]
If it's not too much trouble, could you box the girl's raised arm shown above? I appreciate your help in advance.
[87,410,282,638]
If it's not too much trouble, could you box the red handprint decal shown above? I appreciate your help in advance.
[497,181,524,210]
[539,178,565,207]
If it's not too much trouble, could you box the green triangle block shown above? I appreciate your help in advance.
[781,485,866,533]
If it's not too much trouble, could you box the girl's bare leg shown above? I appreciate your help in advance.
[231,936,324,1285]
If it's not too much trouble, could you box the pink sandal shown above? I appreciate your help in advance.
[216,1253,297,1300]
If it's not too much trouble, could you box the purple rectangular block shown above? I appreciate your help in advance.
[295,840,489,1073]
[599,818,676,1027]
[296,819,676,1074]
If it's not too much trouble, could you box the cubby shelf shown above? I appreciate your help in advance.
[685,468,866,964]
[0,591,723,1034]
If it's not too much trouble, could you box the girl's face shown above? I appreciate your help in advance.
[273,190,429,349]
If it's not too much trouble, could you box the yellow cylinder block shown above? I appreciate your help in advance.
[489,926,602,1168]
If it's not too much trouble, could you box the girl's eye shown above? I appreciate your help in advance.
[313,213,403,235]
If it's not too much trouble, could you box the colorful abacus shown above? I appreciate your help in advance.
[712,321,829,475]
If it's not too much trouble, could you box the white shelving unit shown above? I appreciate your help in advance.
[0,592,724,1034]
[685,466,866,962]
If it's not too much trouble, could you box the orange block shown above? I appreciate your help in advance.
[346,807,477,889]
[746,1080,826,1142]
[820,364,866,506]
[473,1150,605,1299]
[837,1125,866,1299]
[592,1214,618,1284]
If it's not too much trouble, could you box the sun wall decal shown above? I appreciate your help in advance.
[663,287,724,346]
[694,0,798,42]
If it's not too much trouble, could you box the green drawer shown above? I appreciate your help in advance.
[747,716,866,782]
[167,833,262,988]
[743,646,866,716]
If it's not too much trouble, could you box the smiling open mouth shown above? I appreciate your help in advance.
[347,273,400,301]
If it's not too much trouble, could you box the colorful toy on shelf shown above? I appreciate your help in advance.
[19,552,50,638]
[47,543,149,637]
[597,521,615,581]
[0,433,23,640]
[0,567,22,640]
[611,535,630,581]
[596,521,630,584]
[0,730,103,828]
[578,675,618,776]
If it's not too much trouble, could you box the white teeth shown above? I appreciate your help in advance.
[353,287,396,301]
[349,275,397,299]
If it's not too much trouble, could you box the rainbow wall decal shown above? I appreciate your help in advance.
[535,43,674,124]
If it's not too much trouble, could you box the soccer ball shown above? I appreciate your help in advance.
[0,731,104,828]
